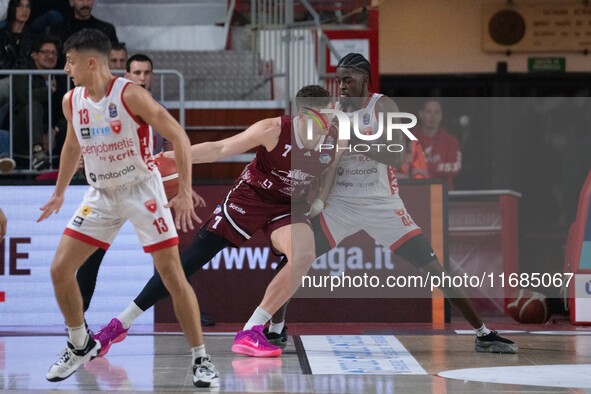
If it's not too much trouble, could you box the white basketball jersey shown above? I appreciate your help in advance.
[330,93,399,198]
[70,77,155,188]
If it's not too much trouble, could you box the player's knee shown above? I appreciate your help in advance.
[158,268,187,295]
[50,260,72,282]
[291,250,316,268]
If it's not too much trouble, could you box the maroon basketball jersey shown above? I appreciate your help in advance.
[240,115,337,203]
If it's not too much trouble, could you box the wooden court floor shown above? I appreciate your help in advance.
[1,318,591,393]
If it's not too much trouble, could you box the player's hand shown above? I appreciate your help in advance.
[0,208,6,242]
[308,198,325,218]
[37,194,64,222]
[191,190,207,208]
[167,191,201,232]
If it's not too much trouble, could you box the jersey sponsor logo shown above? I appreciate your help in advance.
[110,120,122,134]
[81,127,90,139]
[80,205,92,217]
[363,112,371,125]
[229,203,245,214]
[88,165,137,183]
[262,179,273,189]
[276,169,311,182]
[108,103,118,118]
[319,153,331,164]
[341,168,378,176]
[144,199,157,213]
[72,216,84,227]
[304,151,311,157]
[81,138,135,156]
[90,126,112,136]
[336,180,353,188]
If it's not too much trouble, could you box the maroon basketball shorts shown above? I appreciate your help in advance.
[205,180,310,246]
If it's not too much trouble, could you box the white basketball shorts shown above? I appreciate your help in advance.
[64,172,179,252]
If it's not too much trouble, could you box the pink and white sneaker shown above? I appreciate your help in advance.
[231,325,282,357]
[93,318,129,357]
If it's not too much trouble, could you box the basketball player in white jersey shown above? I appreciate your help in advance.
[37,29,219,387]
[265,53,517,355]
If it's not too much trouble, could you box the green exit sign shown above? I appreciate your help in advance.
[528,57,565,72]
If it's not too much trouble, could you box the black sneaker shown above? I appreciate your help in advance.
[193,355,219,388]
[263,326,288,349]
[475,330,518,354]
[46,336,101,382]
[200,311,215,327]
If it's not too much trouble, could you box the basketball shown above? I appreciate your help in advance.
[507,288,551,324]
[155,155,179,200]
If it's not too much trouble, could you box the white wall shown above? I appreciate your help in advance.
[378,0,591,74]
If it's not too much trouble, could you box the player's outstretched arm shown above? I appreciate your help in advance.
[122,83,197,232]
[166,117,282,164]
[37,91,82,222]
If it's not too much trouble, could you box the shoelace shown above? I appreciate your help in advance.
[195,356,217,374]
[251,328,270,344]
[55,348,73,365]
[96,323,116,338]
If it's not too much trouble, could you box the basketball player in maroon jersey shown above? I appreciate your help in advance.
[92,85,340,357]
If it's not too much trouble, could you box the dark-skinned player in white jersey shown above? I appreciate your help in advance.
[263,53,517,355]
[92,85,342,357]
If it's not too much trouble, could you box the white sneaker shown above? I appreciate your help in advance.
[46,336,101,382]
[0,156,15,172]
[193,355,220,388]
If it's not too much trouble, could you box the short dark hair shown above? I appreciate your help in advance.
[337,53,371,80]
[63,29,111,57]
[111,42,127,52]
[296,85,331,110]
[126,54,153,72]
[32,35,62,54]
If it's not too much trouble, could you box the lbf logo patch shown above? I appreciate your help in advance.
[144,199,157,213]
[109,102,118,118]
[110,120,122,134]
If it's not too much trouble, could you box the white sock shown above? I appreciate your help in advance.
[191,344,206,364]
[243,307,271,331]
[68,323,88,349]
[474,323,491,337]
[269,321,285,335]
[117,302,144,329]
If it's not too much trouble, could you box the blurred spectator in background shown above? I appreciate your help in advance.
[27,0,69,34]
[109,41,126,70]
[414,98,462,190]
[125,53,167,153]
[0,0,36,70]
[49,0,118,66]
[393,139,429,180]
[0,0,9,25]
[30,0,69,27]
[4,34,65,169]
